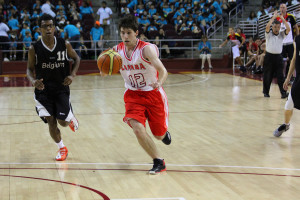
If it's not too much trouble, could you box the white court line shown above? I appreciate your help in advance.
[111,198,185,200]
[1,162,300,172]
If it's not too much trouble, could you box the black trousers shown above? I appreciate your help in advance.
[281,43,294,76]
[263,52,285,95]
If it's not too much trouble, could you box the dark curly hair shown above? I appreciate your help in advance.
[119,14,138,32]
[38,14,55,27]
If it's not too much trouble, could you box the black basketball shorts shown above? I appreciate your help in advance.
[34,89,74,122]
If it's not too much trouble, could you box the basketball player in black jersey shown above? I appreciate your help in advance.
[274,34,300,137]
[26,14,80,161]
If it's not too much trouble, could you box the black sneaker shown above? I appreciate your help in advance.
[239,65,246,73]
[162,131,171,145]
[273,124,290,137]
[149,159,166,175]
[281,92,289,99]
[264,93,270,97]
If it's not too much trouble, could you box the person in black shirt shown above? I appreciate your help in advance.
[26,14,80,161]
[274,35,300,137]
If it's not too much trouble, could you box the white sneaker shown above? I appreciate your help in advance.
[201,66,204,70]
[69,117,79,132]
[3,57,9,62]
[209,66,213,69]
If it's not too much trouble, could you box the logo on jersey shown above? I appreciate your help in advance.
[121,63,146,71]
[42,62,65,69]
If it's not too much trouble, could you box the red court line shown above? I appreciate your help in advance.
[0,174,110,200]
[2,167,300,178]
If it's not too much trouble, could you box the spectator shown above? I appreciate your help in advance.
[139,32,149,41]
[147,23,158,32]
[136,4,145,16]
[257,6,268,19]
[64,23,81,56]
[191,22,202,38]
[156,16,168,27]
[33,0,42,10]
[138,14,150,28]
[96,1,113,39]
[41,0,56,17]
[221,0,231,15]
[0,16,10,61]
[186,16,194,27]
[7,14,19,33]
[9,33,17,61]
[79,1,93,16]
[32,9,41,21]
[121,6,130,16]
[90,21,104,49]
[148,4,157,17]
[247,11,258,24]
[154,28,171,58]
[33,26,41,41]
[56,0,65,12]
[198,35,213,70]
[127,0,138,10]
[179,23,190,33]
[79,35,88,59]
[20,9,31,20]
[19,23,31,40]
[22,31,32,60]
[162,3,173,17]
[236,27,246,55]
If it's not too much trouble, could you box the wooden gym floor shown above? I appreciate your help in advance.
[0,71,300,200]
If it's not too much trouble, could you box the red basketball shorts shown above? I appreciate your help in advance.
[123,88,169,136]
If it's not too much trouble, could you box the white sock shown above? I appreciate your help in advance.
[56,140,65,149]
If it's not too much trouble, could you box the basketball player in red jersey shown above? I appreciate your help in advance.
[113,15,171,174]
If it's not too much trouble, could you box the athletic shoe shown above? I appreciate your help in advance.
[209,66,213,69]
[264,93,270,98]
[162,131,171,145]
[69,117,79,132]
[239,65,246,73]
[273,124,290,137]
[56,146,68,161]
[149,158,166,175]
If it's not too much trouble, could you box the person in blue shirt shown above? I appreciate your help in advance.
[33,26,41,41]
[162,3,172,17]
[198,35,212,69]
[156,16,167,27]
[90,21,104,49]
[32,10,40,21]
[186,16,194,27]
[79,1,93,15]
[148,4,157,17]
[64,23,81,56]
[136,4,145,16]
[9,34,17,60]
[23,31,32,60]
[7,15,19,32]
[173,4,186,19]
[19,23,32,40]
[138,14,150,27]
[127,0,138,10]
[147,23,158,32]
[56,0,65,11]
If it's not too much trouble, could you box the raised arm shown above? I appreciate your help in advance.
[266,10,278,33]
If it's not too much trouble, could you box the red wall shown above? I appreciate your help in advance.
[0,55,232,75]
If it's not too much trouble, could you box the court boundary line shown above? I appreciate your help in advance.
[111,198,186,200]
[1,162,300,172]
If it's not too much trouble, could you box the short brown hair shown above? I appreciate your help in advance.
[119,14,138,32]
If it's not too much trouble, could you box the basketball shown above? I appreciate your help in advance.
[97,49,122,75]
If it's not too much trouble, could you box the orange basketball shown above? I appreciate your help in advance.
[97,49,122,75]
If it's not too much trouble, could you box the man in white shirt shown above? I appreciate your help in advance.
[0,16,10,61]
[41,0,56,18]
[263,10,290,98]
[96,1,113,39]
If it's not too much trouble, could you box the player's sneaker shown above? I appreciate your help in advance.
[162,131,171,145]
[273,124,290,137]
[56,146,68,161]
[149,159,166,175]
[69,117,79,132]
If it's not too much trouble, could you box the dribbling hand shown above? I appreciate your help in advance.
[63,75,74,86]
[33,78,44,90]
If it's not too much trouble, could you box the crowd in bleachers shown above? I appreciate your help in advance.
[0,0,103,61]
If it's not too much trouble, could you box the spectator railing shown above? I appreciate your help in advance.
[258,4,300,39]
[206,17,224,38]
[0,39,228,60]
[229,3,244,28]
[237,21,257,37]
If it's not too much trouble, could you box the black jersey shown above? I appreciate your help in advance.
[291,35,300,109]
[33,37,70,92]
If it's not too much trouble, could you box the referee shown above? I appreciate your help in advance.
[263,10,290,98]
